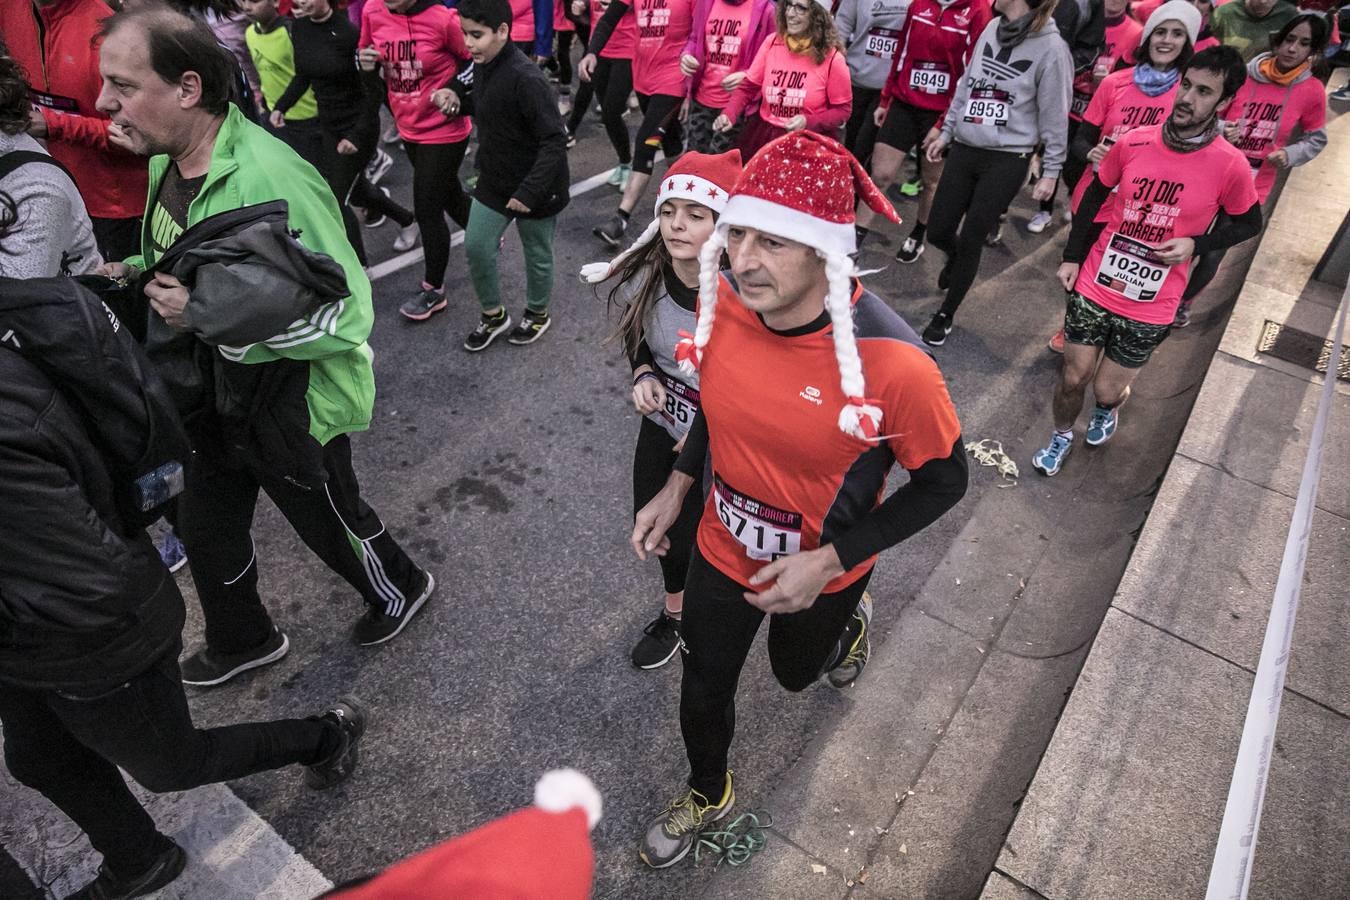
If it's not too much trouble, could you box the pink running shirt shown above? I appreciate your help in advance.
[1070,68,1177,216]
[591,0,638,58]
[1226,75,1326,203]
[694,0,759,108]
[632,0,695,96]
[723,36,852,132]
[360,2,472,144]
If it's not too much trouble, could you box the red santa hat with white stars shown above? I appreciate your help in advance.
[675,131,901,441]
[579,150,743,284]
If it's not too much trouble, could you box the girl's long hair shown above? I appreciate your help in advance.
[776,2,842,66]
[1031,0,1061,37]
[603,237,673,361]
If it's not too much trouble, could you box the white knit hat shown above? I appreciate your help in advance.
[579,150,744,284]
[1142,0,1202,48]
[674,131,901,442]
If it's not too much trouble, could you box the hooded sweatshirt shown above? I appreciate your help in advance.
[682,0,778,108]
[835,0,913,90]
[1226,51,1328,202]
[941,17,1075,178]
[1209,0,1299,62]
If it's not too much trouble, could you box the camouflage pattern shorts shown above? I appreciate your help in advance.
[1063,292,1171,368]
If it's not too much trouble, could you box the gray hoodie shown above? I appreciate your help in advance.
[1235,52,1328,170]
[836,0,913,91]
[940,18,1074,178]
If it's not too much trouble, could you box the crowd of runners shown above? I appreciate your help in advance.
[0,0,1342,893]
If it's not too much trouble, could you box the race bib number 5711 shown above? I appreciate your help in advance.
[713,474,803,562]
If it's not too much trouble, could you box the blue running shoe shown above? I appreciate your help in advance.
[1085,406,1119,446]
[1032,433,1073,476]
[157,530,187,573]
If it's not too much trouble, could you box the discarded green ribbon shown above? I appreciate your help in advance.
[694,811,773,867]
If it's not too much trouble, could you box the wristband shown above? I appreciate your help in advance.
[633,371,660,388]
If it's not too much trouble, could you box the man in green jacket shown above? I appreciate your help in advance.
[1210,0,1300,62]
[97,5,435,686]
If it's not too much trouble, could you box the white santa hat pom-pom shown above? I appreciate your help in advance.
[534,769,603,831]
[578,220,662,285]
[578,262,613,284]
[838,400,884,441]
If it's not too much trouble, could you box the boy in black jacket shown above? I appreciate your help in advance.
[434,0,570,351]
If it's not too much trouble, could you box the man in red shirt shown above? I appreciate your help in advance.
[1032,45,1262,476]
[2,0,149,261]
[630,131,967,869]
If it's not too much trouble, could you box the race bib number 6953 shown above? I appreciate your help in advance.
[712,474,803,562]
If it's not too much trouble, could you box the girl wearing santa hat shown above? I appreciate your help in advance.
[711,0,854,156]
[580,151,744,670]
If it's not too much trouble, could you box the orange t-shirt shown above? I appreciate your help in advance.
[695,278,962,592]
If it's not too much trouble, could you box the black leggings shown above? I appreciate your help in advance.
[927,142,1031,318]
[632,416,703,594]
[680,547,871,797]
[844,83,882,166]
[632,92,684,175]
[556,27,588,86]
[0,634,331,877]
[320,125,414,266]
[569,56,633,164]
[404,138,471,289]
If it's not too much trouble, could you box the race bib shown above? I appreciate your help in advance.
[962,88,1010,126]
[1070,90,1092,118]
[909,61,951,93]
[28,89,79,113]
[712,474,802,562]
[864,27,901,60]
[1096,232,1171,302]
[649,372,699,440]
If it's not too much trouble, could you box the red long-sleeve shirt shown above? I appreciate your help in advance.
[879,0,991,113]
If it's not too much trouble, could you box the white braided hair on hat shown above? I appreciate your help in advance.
[675,229,726,377]
[578,218,663,284]
[822,251,883,441]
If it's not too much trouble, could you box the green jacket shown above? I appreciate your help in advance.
[127,104,374,445]
[1210,0,1299,63]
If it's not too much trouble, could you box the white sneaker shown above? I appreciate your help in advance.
[364,148,393,185]
[1062,210,1073,225]
[1027,210,1054,234]
[392,221,420,252]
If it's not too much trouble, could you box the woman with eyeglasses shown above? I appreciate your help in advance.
[711,0,853,156]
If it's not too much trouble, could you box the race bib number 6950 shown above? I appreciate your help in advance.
[713,474,803,562]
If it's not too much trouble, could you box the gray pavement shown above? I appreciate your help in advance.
[3,87,1346,900]
[987,95,1350,900]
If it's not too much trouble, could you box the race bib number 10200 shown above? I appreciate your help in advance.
[1096,232,1171,302]
[712,474,803,562]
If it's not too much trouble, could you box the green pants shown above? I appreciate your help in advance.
[464,199,557,314]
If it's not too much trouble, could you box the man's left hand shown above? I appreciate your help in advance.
[144,272,190,330]
[27,109,48,139]
[506,197,531,214]
[744,546,845,615]
[1031,176,1057,202]
[1154,236,1195,265]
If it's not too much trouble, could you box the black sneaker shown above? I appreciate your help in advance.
[351,570,436,646]
[304,697,368,790]
[180,628,289,687]
[937,258,953,291]
[985,214,1006,247]
[826,592,872,688]
[922,312,954,347]
[507,309,551,345]
[65,841,187,900]
[399,288,447,322]
[593,213,628,247]
[895,236,925,264]
[631,612,682,669]
[463,308,512,352]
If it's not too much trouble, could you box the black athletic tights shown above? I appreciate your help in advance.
[927,142,1031,319]
[633,416,703,595]
[568,56,633,165]
[680,548,871,798]
[404,138,471,289]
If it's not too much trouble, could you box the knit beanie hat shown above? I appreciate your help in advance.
[579,150,744,284]
[675,131,901,442]
[1142,0,1201,47]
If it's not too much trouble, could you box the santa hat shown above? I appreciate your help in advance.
[326,770,601,899]
[579,150,743,284]
[675,131,900,442]
[1141,0,1201,47]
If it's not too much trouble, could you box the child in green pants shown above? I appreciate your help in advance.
[437,0,571,351]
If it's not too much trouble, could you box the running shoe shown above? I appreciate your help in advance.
[922,311,953,347]
[1031,432,1073,477]
[1173,302,1192,328]
[156,529,188,574]
[360,188,392,229]
[1026,210,1053,234]
[826,592,872,688]
[180,627,290,687]
[1085,406,1119,446]
[899,177,922,198]
[463,307,513,352]
[1047,328,1065,354]
[381,117,401,145]
[364,147,393,186]
[508,309,552,345]
[399,288,447,322]
[631,612,682,669]
[66,841,187,900]
[304,697,368,790]
[1330,84,1350,103]
[351,570,436,645]
[985,215,1006,247]
[392,220,420,253]
[606,163,630,187]
[594,213,628,247]
[565,127,578,149]
[895,237,925,264]
[639,773,735,869]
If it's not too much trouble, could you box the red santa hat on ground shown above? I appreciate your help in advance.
[579,150,744,284]
[675,131,901,441]
[327,770,601,899]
